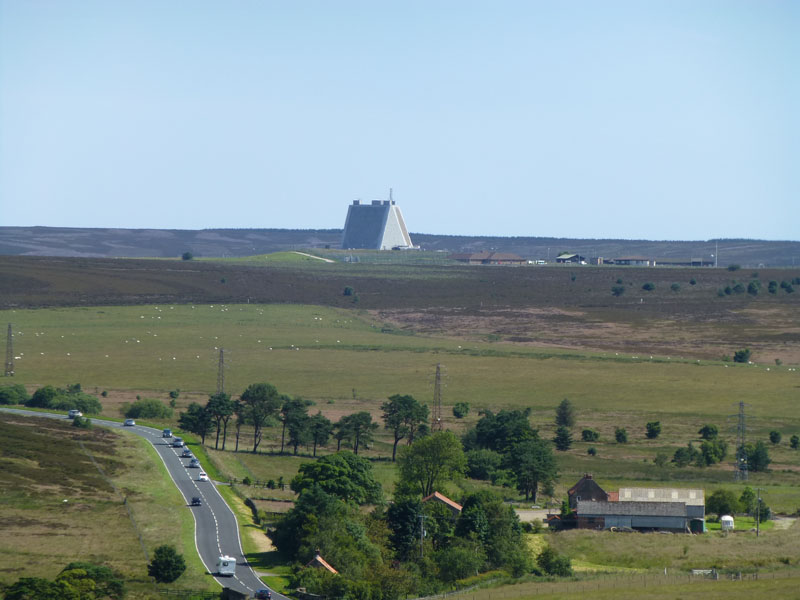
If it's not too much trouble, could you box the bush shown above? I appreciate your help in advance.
[732,282,745,294]
[123,397,172,419]
[25,385,102,414]
[242,476,252,486]
[642,282,655,291]
[699,424,719,439]
[768,281,778,294]
[769,430,782,445]
[452,401,470,419]
[581,428,599,442]
[670,283,681,292]
[466,448,503,480]
[72,416,92,429]
[790,435,799,450]
[689,278,697,285]
[181,252,193,261]
[728,264,741,271]
[733,348,751,364]
[645,421,661,439]
[343,286,354,296]
[673,443,699,467]
[654,453,669,468]
[168,389,180,400]
[611,285,626,297]
[0,383,29,405]
[747,281,760,296]
[615,427,628,443]
[587,446,597,456]
[537,547,572,577]
[147,545,186,583]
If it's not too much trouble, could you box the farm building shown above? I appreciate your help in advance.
[449,251,526,265]
[422,491,463,515]
[554,253,585,264]
[340,193,414,250]
[557,476,706,533]
[576,500,703,533]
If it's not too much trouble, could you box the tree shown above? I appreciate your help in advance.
[670,282,681,292]
[240,382,282,453]
[0,383,29,405]
[468,408,536,454]
[232,400,245,452]
[382,394,429,461]
[611,285,626,297]
[124,397,172,419]
[769,430,782,445]
[581,428,599,442]
[340,411,378,454]
[3,577,77,600]
[435,539,486,582]
[178,402,215,445]
[386,497,424,560]
[706,490,739,520]
[291,451,382,504]
[698,424,718,440]
[555,398,575,428]
[287,410,312,455]
[790,434,799,450]
[508,438,557,502]
[698,439,727,466]
[672,442,700,467]
[615,427,628,443]
[452,401,470,419]
[308,412,333,457]
[206,392,235,450]
[744,441,771,472]
[465,449,503,480]
[61,561,125,599]
[397,431,466,497]
[645,421,661,439]
[181,251,193,260]
[733,348,751,363]
[739,487,756,515]
[553,426,572,451]
[279,397,311,454]
[642,282,655,291]
[148,545,186,583]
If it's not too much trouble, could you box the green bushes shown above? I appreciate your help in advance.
[122,397,172,419]
[581,428,599,442]
[0,383,28,405]
[24,384,102,414]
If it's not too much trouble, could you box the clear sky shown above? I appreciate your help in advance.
[1,1,797,240]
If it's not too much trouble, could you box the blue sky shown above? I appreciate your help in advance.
[1,1,797,240]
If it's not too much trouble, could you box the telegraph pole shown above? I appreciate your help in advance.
[216,348,225,394]
[432,363,443,432]
[734,401,749,481]
[4,324,13,377]
[756,488,761,537]
[418,513,427,558]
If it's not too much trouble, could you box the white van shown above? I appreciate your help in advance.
[216,555,236,576]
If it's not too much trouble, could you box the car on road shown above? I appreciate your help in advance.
[162,429,172,438]
[67,409,83,419]
[191,496,202,506]
[188,458,200,468]
[255,590,272,599]
[172,437,184,447]
[197,472,209,482]
[181,448,193,458]
[124,419,136,426]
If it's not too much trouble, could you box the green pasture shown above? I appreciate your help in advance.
[4,304,798,424]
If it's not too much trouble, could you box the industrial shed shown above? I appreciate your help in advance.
[576,500,700,533]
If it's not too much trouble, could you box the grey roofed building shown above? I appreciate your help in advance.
[618,487,705,519]
[576,500,703,533]
[341,192,414,250]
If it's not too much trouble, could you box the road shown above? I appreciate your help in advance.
[1,408,284,599]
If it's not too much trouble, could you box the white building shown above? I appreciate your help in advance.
[341,192,414,250]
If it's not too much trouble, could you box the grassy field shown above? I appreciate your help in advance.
[0,412,215,598]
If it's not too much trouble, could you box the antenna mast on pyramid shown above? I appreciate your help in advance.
[4,324,13,377]
[216,348,225,394]
[432,363,443,431]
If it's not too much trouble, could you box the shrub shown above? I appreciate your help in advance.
[611,285,626,297]
[581,428,599,442]
[747,281,760,296]
[645,421,661,439]
[537,547,572,577]
[769,430,782,445]
[343,286,354,296]
[181,252,193,261]
[466,449,503,480]
[732,282,745,294]
[654,453,668,468]
[614,427,628,443]
[168,389,180,400]
[26,385,102,414]
[587,446,597,456]
[0,383,29,405]
[791,435,799,450]
[670,283,681,292]
[101,390,108,397]
[768,281,778,294]
[724,285,732,295]
[733,348,751,363]
[689,278,697,285]
[123,397,172,419]
[728,264,741,271]
[698,424,718,440]
[452,402,470,419]
[673,443,700,467]
[642,282,655,291]
[698,439,727,466]
[147,545,186,583]
[72,416,92,429]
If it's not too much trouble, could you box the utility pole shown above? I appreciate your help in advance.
[756,488,761,537]
[418,513,427,558]
[734,401,748,481]
[216,348,225,395]
[4,323,13,377]
[432,363,443,432]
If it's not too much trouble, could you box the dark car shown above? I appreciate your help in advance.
[254,590,271,600]
[191,496,202,506]
[181,448,193,458]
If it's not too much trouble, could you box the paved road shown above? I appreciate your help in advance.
[1,408,284,599]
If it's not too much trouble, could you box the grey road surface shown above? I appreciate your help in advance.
[1,408,285,599]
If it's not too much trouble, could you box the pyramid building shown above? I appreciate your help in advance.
[340,192,414,250]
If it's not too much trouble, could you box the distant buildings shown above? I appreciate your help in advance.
[341,192,415,250]
[449,251,526,265]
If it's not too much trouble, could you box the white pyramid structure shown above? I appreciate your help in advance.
[340,192,414,250]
